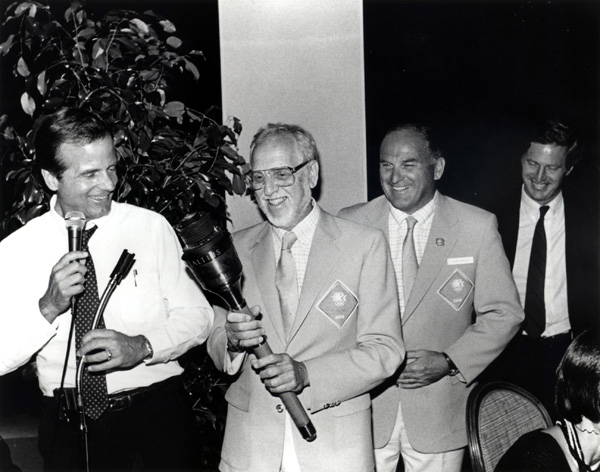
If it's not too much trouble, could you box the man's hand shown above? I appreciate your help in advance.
[39,251,89,323]
[251,353,309,394]
[77,329,149,372]
[225,305,265,352]
[397,350,450,389]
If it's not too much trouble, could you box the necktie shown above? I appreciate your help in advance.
[402,216,419,303]
[276,231,299,337]
[524,205,550,338]
[74,226,108,420]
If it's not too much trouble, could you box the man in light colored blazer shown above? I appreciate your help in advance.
[207,123,405,472]
[339,124,524,472]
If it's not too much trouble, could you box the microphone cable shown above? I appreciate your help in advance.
[75,249,135,472]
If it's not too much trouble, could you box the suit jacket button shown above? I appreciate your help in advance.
[276,404,284,413]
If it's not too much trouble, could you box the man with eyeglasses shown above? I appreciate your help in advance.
[207,123,405,472]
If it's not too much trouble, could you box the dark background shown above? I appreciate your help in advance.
[364,0,600,211]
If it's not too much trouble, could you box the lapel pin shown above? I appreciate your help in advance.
[436,238,445,246]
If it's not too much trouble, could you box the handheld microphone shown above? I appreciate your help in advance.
[175,212,317,442]
[65,211,86,252]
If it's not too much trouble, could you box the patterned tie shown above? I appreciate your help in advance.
[74,226,108,420]
[402,216,419,303]
[524,205,550,339]
[276,231,299,338]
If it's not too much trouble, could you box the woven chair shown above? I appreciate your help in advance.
[466,381,553,472]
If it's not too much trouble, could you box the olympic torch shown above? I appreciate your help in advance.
[175,212,317,442]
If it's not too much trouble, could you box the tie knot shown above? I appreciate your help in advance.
[82,225,98,248]
[539,205,550,219]
[281,231,297,251]
[405,216,417,230]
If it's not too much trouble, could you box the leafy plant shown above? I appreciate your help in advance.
[0,1,245,468]
[0,0,248,238]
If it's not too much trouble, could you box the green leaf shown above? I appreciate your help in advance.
[163,101,185,117]
[17,57,30,77]
[166,36,182,49]
[159,19,176,33]
[130,18,150,35]
[42,96,64,111]
[36,70,46,95]
[232,172,246,195]
[20,92,35,116]
[183,58,199,80]
[0,34,15,55]
[14,2,32,17]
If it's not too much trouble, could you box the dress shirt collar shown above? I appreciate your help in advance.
[388,190,438,227]
[520,185,564,219]
[49,194,114,231]
[272,198,319,248]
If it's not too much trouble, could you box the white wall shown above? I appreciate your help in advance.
[219,0,367,231]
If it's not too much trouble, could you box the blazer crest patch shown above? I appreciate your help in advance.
[437,269,474,311]
[317,280,359,328]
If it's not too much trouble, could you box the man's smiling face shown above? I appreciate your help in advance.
[42,135,118,220]
[521,142,571,206]
[379,129,444,214]
[251,135,318,230]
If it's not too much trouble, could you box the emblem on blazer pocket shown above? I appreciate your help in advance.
[317,280,359,328]
[437,269,474,311]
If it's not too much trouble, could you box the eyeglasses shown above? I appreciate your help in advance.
[245,160,312,190]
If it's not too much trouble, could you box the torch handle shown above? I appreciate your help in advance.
[236,303,317,442]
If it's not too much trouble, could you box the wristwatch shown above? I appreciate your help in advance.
[442,352,459,376]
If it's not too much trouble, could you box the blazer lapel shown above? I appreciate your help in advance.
[250,226,287,346]
[287,212,341,343]
[402,195,459,324]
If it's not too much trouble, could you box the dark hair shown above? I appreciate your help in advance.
[555,330,600,423]
[34,108,112,178]
[250,123,320,165]
[382,123,443,163]
[525,119,579,168]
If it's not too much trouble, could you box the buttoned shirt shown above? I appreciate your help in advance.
[0,196,214,394]
[513,188,570,337]
[271,199,319,293]
[388,192,438,313]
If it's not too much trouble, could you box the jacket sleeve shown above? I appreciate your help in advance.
[445,214,524,384]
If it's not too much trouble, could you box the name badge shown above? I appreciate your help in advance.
[447,256,474,265]
[317,280,359,329]
[438,269,474,311]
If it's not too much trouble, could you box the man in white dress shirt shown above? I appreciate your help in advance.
[0,108,214,471]
[483,119,600,419]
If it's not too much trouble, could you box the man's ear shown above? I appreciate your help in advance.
[308,159,320,189]
[41,169,59,191]
[433,157,446,181]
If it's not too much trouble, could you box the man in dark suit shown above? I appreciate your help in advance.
[339,124,523,472]
[486,119,600,418]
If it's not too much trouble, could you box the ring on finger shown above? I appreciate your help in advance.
[106,350,112,362]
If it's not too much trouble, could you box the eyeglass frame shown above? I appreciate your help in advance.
[245,159,313,190]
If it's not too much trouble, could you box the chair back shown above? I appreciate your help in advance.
[466,381,553,472]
